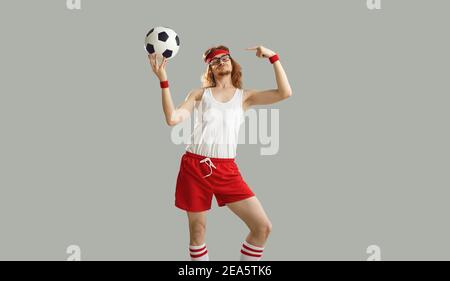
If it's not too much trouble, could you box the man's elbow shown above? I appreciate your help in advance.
[166,119,177,127]
[281,89,292,99]
[166,110,190,127]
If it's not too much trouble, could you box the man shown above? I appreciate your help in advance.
[148,44,292,261]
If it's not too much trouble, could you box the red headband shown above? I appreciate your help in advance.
[204,49,230,64]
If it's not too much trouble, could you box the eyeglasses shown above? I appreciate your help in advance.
[209,54,231,66]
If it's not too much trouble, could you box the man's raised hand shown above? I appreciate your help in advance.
[245,45,276,59]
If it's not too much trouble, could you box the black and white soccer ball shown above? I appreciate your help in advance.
[145,26,180,60]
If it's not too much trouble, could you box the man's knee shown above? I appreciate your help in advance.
[252,220,272,239]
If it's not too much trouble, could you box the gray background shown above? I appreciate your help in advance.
[0,0,449,260]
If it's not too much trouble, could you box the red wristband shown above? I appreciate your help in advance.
[160,80,169,89]
[269,54,279,64]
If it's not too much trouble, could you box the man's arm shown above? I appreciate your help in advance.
[163,88,202,127]
[243,46,292,110]
[148,53,201,127]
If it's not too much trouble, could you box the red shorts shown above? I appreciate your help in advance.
[175,151,255,212]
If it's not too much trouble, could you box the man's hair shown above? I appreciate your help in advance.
[201,45,243,89]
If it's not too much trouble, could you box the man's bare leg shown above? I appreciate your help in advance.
[186,211,209,261]
[227,197,272,260]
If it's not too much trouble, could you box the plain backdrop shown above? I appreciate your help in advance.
[0,0,449,260]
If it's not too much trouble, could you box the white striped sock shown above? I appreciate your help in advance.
[240,241,265,261]
[189,243,209,261]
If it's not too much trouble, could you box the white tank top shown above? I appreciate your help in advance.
[185,87,244,159]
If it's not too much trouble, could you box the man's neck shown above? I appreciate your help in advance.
[215,75,233,88]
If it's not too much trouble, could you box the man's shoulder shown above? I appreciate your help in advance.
[188,88,207,101]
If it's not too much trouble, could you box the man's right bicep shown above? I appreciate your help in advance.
[179,89,200,113]
[171,90,199,125]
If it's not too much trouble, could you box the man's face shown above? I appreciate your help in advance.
[209,54,232,77]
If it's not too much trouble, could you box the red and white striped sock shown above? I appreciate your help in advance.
[240,240,265,261]
[189,243,209,261]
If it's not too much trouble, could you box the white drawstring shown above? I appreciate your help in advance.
[199,157,217,178]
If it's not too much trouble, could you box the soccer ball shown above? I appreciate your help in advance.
[145,26,180,60]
